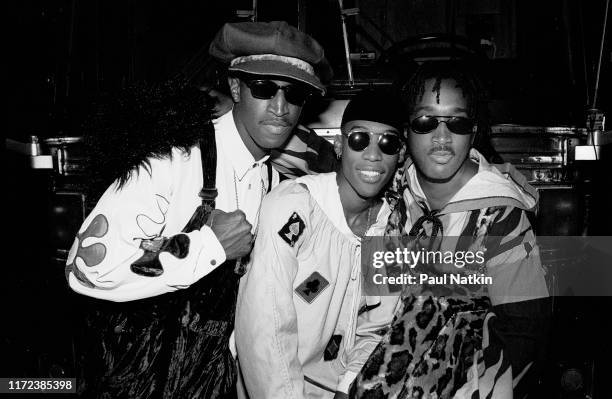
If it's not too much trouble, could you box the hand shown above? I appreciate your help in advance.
[207,209,253,260]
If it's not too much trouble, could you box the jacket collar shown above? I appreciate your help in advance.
[402,148,538,215]
[214,110,270,180]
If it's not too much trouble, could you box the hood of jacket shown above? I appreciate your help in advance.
[401,148,538,216]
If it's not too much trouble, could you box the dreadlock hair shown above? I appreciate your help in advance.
[401,60,502,163]
[83,79,215,203]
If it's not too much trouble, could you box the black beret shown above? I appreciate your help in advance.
[341,91,404,132]
[209,21,333,95]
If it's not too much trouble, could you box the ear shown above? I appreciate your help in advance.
[333,134,344,159]
[470,123,479,146]
[228,77,241,103]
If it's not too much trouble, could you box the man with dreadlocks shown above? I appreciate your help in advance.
[350,61,551,398]
[66,21,333,398]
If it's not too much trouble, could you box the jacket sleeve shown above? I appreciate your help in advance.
[235,190,306,399]
[475,207,551,398]
[337,296,400,393]
[66,155,226,302]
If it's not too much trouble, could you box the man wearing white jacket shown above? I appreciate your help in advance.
[236,91,405,398]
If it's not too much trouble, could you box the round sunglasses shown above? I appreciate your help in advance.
[245,80,310,106]
[409,115,474,135]
[344,130,402,155]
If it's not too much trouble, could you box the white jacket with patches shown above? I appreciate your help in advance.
[235,172,399,398]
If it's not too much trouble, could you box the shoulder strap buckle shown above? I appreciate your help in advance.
[199,187,218,201]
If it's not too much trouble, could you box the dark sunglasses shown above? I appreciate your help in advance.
[245,80,310,106]
[409,115,474,135]
[344,130,402,155]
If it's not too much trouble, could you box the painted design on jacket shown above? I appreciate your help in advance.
[70,214,109,267]
[66,213,109,288]
[135,194,170,239]
[278,212,305,247]
[130,194,173,277]
[295,271,329,303]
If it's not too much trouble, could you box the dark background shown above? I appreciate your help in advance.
[6,0,611,140]
[4,1,612,398]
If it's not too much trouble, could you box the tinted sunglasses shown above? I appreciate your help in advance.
[344,130,402,155]
[409,115,474,135]
[245,80,310,106]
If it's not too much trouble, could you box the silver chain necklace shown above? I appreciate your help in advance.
[233,168,266,274]
[233,169,266,209]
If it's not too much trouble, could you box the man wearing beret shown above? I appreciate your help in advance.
[66,21,334,398]
[236,91,404,399]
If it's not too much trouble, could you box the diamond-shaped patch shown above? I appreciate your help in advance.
[295,271,329,304]
[278,212,305,247]
[324,334,343,360]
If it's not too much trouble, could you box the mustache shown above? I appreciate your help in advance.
[428,145,455,155]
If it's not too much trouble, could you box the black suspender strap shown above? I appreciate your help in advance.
[198,136,218,208]
[182,137,217,232]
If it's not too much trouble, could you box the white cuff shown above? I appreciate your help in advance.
[160,227,226,287]
[336,371,358,394]
[194,225,227,280]
[160,231,202,287]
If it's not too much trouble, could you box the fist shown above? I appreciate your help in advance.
[207,209,253,260]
